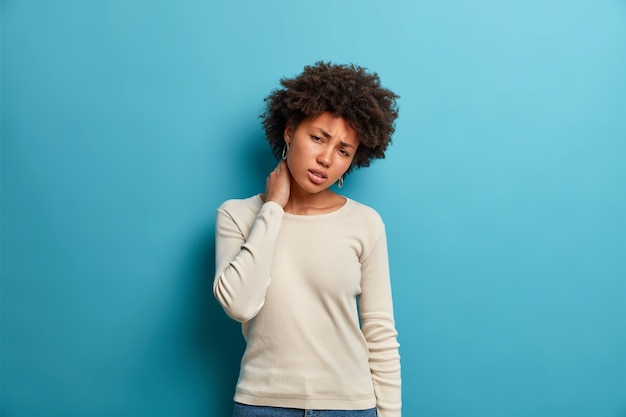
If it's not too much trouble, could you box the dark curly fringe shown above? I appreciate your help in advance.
[261,61,399,173]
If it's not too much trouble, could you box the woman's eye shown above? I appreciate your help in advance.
[311,135,322,142]
[339,149,350,157]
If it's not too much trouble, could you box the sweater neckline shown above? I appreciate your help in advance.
[255,194,352,221]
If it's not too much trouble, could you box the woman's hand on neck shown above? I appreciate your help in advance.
[262,161,290,208]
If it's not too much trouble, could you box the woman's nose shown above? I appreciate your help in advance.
[317,149,332,167]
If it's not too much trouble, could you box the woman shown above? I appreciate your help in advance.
[214,62,401,417]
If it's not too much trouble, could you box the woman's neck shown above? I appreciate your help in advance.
[283,185,344,215]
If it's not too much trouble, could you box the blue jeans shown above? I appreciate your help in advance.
[232,402,377,417]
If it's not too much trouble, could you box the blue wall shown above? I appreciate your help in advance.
[2,1,625,416]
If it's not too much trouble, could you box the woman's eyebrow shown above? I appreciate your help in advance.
[312,127,332,139]
[312,128,355,148]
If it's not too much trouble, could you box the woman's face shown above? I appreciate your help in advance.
[284,112,359,194]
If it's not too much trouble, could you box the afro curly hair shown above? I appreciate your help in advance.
[261,61,399,174]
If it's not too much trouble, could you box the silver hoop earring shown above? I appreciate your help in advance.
[337,176,344,188]
[281,143,289,160]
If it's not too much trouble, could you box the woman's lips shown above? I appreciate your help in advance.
[307,169,327,185]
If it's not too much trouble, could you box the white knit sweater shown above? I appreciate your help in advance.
[214,195,401,417]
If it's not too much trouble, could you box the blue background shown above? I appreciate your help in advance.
[2,1,625,416]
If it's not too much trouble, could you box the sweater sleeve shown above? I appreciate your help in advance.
[359,227,402,417]
[213,200,284,323]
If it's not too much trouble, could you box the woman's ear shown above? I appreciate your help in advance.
[283,122,293,144]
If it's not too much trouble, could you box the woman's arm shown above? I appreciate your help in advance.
[213,200,284,322]
[213,161,290,323]
[359,228,402,417]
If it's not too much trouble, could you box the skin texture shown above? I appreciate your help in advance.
[264,112,359,214]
